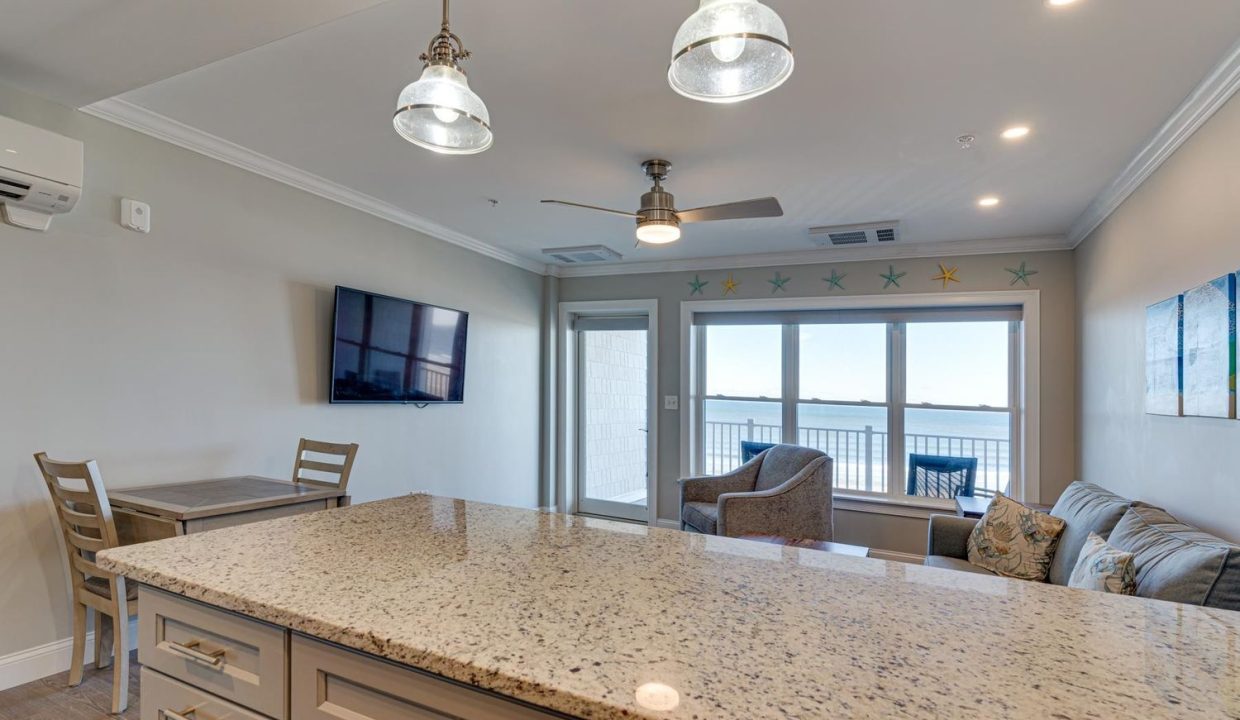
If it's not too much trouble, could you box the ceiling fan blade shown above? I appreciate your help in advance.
[677,197,783,223]
[541,200,639,218]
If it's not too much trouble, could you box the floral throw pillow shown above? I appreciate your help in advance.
[967,493,1066,581]
[1068,532,1137,595]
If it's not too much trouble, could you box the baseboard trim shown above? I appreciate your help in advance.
[654,519,681,531]
[0,619,138,691]
[869,549,925,565]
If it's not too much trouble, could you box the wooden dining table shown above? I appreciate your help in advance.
[108,475,347,544]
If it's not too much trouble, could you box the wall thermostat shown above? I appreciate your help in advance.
[121,198,150,233]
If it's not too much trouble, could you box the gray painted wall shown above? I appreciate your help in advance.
[559,250,1077,554]
[1077,91,1240,541]
[0,83,544,659]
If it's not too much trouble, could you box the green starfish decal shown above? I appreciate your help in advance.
[1006,261,1038,286]
[768,272,791,294]
[823,269,846,291]
[688,274,709,296]
[880,265,907,289]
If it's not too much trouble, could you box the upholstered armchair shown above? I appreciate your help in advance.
[678,445,834,541]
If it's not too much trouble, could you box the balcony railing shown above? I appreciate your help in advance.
[703,419,1010,497]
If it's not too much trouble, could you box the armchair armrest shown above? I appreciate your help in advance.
[678,455,761,504]
[717,457,833,541]
[926,514,979,559]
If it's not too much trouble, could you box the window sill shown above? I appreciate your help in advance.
[833,493,955,520]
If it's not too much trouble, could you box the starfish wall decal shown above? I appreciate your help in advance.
[768,272,791,294]
[823,269,846,291]
[722,273,740,295]
[932,262,961,289]
[1005,261,1038,286]
[688,274,709,295]
[880,265,906,289]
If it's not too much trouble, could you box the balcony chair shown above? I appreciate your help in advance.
[906,454,977,499]
[678,444,834,541]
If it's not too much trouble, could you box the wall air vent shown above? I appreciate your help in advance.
[541,245,623,265]
[809,221,901,247]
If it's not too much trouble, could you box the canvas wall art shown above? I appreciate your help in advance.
[1181,274,1237,419]
[1145,295,1183,416]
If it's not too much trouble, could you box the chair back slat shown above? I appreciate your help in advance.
[906,454,978,499]
[292,438,359,492]
[35,453,120,585]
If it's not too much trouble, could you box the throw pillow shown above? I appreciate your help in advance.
[1068,532,1137,595]
[967,493,1066,581]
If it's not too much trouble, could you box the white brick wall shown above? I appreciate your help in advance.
[582,330,648,503]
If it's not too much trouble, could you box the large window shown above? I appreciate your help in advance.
[694,309,1020,504]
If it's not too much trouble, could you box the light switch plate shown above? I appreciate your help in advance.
[663,395,679,411]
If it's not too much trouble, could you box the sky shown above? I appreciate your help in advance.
[705,321,1010,408]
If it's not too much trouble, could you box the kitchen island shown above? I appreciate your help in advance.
[97,494,1240,719]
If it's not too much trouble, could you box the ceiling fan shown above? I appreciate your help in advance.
[541,159,783,246]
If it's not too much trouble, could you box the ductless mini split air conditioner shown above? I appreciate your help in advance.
[0,115,83,231]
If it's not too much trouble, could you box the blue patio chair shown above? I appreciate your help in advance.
[741,441,778,463]
[906,454,977,499]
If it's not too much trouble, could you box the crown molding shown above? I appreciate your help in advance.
[80,98,549,275]
[1067,38,1240,247]
[548,234,1070,278]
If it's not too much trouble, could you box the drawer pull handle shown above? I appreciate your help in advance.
[167,639,225,668]
[160,708,198,720]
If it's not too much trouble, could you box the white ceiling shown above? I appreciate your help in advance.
[0,0,389,106]
[8,1,1240,268]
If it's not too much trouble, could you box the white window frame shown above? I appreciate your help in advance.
[679,291,1040,517]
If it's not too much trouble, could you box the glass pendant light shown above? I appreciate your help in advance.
[393,0,492,154]
[668,0,794,104]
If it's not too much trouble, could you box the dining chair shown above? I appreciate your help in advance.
[906,454,978,499]
[34,452,136,714]
[292,438,360,504]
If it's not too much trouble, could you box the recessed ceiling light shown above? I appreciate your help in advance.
[1046,0,1079,7]
[978,196,1001,208]
[1001,126,1031,140]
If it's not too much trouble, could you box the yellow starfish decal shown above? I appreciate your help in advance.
[722,273,740,295]
[932,263,961,289]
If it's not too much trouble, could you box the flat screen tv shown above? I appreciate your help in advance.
[330,286,468,404]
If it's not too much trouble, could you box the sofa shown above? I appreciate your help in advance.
[925,481,1240,610]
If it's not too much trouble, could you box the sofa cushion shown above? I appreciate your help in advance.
[924,555,999,576]
[967,494,1066,581]
[1047,481,1133,586]
[682,501,718,535]
[1108,505,1240,610]
[1068,532,1137,595]
[754,445,827,491]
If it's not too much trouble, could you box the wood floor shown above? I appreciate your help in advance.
[0,652,140,719]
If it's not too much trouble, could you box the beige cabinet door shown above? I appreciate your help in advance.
[291,634,566,720]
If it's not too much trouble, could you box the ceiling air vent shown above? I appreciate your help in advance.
[809,221,901,247]
[541,245,623,265]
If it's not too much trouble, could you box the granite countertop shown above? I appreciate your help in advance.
[97,494,1240,719]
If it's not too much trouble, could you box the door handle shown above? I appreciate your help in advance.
[166,639,225,668]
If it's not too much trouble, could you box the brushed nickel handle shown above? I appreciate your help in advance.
[160,708,197,720]
[167,639,225,668]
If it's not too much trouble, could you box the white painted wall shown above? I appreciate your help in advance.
[0,82,544,665]
[1077,91,1240,541]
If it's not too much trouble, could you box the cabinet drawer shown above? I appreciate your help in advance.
[140,667,268,720]
[291,634,565,720]
[139,586,287,718]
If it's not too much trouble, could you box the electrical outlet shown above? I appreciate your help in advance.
[663,395,679,411]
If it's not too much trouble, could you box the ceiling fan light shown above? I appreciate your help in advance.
[394,64,493,155]
[668,0,793,104]
[636,221,682,244]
